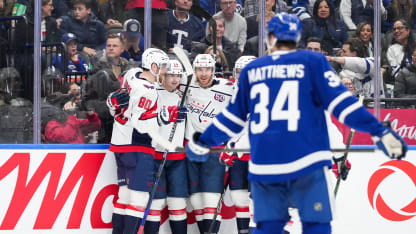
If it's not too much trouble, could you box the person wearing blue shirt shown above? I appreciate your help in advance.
[186,13,407,234]
[120,19,144,63]
[52,33,89,73]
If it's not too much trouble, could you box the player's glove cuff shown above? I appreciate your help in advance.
[108,89,129,110]
[158,106,188,125]
[332,156,351,180]
[186,132,209,162]
[372,127,407,160]
[219,152,237,166]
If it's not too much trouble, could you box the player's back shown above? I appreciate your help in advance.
[239,50,348,181]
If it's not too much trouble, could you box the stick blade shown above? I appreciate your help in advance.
[173,47,193,77]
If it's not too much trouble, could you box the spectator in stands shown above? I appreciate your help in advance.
[125,0,169,50]
[341,76,356,94]
[243,0,287,17]
[52,33,89,73]
[59,0,106,57]
[0,0,16,16]
[355,22,374,57]
[166,0,204,53]
[204,45,230,76]
[213,0,247,52]
[384,0,416,32]
[92,33,131,78]
[301,0,349,55]
[340,0,386,31]
[305,37,323,53]
[394,47,416,98]
[120,19,144,63]
[242,11,274,56]
[44,104,101,143]
[52,0,69,18]
[201,0,243,16]
[97,0,128,32]
[328,38,385,97]
[84,33,132,143]
[191,16,240,68]
[0,67,33,143]
[245,0,275,39]
[385,19,416,79]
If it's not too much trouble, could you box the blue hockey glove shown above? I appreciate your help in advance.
[158,106,188,124]
[332,156,351,180]
[186,132,209,162]
[372,124,407,160]
[109,90,129,109]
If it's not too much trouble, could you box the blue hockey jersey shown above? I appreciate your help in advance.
[200,50,386,182]
[166,10,205,52]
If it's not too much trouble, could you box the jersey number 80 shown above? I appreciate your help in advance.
[250,81,300,134]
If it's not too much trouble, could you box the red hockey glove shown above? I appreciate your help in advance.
[332,156,351,180]
[159,106,187,124]
[219,152,237,166]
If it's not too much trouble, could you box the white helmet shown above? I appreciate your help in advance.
[233,55,256,80]
[141,48,169,71]
[193,54,215,70]
[166,59,184,75]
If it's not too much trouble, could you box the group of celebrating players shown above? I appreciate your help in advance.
[106,13,407,234]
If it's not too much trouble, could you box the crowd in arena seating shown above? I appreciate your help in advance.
[0,0,415,144]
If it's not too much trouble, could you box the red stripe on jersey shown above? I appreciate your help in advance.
[109,145,156,154]
[148,209,161,216]
[235,206,250,212]
[239,154,250,161]
[154,151,186,160]
[113,203,127,209]
[203,207,218,214]
[194,209,204,215]
[126,205,146,212]
[169,208,187,215]
[140,101,158,120]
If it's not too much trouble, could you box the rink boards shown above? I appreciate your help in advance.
[0,145,415,234]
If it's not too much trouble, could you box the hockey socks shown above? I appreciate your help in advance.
[111,213,124,234]
[144,221,161,234]
[251,220,286,234]
[236,217,250,234]
[203,219,220,233]
[123,215,142,233]
[302,222,331,234]
[169,220,187,234]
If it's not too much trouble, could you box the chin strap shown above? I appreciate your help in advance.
[266,37,277,55]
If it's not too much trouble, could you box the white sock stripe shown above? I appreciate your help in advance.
[169,214,187,221]
[113,208,126,215]
[327,91,352,115]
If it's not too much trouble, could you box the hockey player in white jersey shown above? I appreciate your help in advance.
[181,53,234,233]
[152,59,189,234]
[107,48,186,234]
[186,13,407,234]
[218,55,256,234]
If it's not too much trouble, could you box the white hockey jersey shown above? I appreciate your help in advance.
[179,76,235,140]
[152,87,186,160]
[108,68,160,153]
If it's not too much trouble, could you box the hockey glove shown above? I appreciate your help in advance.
[186,132,209,162]
[372,125,407,160]
[219,152,237,166]
[109,90,129,109]
[158,106,188,125]
[332,156,351,180]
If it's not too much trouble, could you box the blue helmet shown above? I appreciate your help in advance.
[267,13,302,43]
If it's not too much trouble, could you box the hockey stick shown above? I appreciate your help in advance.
[333,95,364,197]
[207,168,229,234]
[333,129,355,197]
[175,147,375,154]
[136,47,194,234]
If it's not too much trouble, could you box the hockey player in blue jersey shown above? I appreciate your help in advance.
[185,13,408,234]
